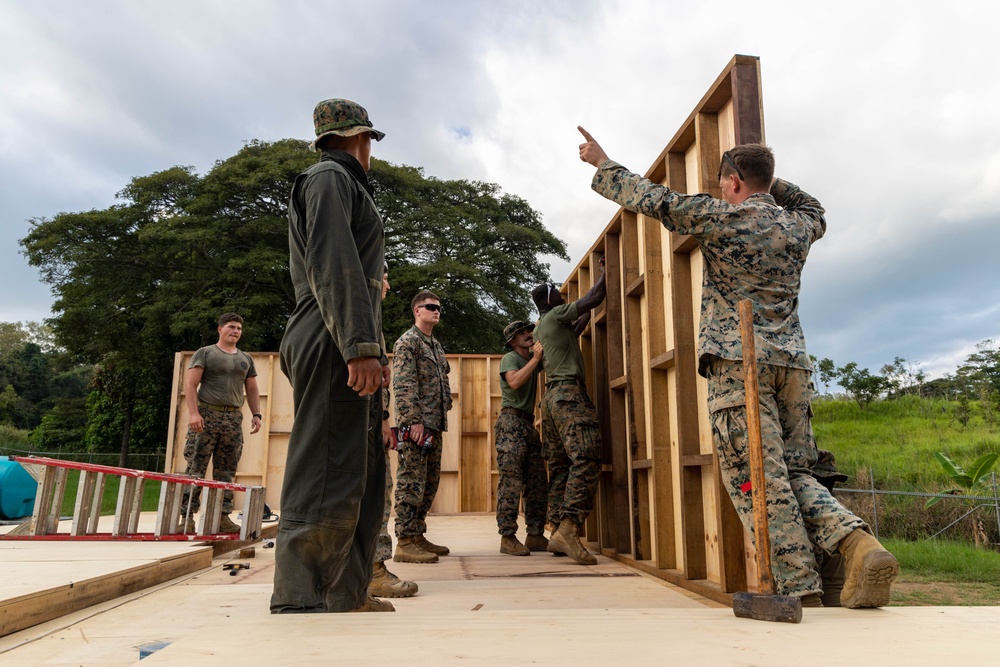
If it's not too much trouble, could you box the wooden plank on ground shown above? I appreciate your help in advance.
[0,542,213,637]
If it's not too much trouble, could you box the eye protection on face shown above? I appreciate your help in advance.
[419,303,443,314]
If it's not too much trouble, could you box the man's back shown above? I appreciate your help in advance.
[591,162,824,371]
[534,302,585,383]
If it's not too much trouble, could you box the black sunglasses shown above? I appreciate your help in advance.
[718,150,745,182]
[418,303,443,314]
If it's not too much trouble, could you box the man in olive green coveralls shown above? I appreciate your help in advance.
[271,99,392,614]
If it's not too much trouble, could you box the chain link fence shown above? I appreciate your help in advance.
[834,471,1000,548]
[0,446,165,473]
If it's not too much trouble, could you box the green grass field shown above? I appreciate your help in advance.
[813,395,1000,490]
[56,471,163,516]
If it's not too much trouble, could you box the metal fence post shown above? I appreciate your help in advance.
[992,472,1000,545]
[870,467,880,539]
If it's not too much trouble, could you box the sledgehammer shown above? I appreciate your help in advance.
[731,299,803,624]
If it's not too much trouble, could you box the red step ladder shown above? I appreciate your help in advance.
[2,456,265,542]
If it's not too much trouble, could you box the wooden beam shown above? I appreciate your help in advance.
[650,350,675,370]
[603,233,631,554]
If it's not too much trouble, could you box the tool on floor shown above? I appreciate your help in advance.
[223,562,251,576]
[731,299,803,624]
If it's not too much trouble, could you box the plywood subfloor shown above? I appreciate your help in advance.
[0,513,997,666]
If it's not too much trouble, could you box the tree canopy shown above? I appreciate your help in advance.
[19,139,568,460]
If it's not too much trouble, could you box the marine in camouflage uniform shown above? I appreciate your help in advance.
[368,267,417,597]
[271,99,391,614]
[581,128,898,607]
[182,313,261,531]
[494,321,548,555]
[374,386,396,564]
[392,291,452,562]
[531,271,606,564]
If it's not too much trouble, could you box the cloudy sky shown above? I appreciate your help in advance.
[2,0,998,381]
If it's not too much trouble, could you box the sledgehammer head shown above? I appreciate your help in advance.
[732,591,803,624]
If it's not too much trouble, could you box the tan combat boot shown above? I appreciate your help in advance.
[349,595,395,612]
[837,529,899,608]
[524,534,549,552]
[218,514,241,534]
[369,561,418,598]
[547,520,597,565]
[500,535,530,556]
[183,514,197,534]
[415,535,450,556]
[393,536,439,563]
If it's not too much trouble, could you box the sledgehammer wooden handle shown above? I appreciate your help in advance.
[739,299,775,595]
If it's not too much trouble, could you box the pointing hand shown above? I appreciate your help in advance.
[578,126,609,167]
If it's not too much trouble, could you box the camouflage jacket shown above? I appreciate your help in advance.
[287,149,385,362]
[592,161,825,374]
[392,326,452,432]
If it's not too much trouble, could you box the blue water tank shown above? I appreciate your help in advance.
[0,456,37,519]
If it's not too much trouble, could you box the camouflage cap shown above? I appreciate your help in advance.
[310,98,385,152]
[503,320,534,347]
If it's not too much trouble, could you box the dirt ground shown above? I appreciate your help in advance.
[891,575,1000,606]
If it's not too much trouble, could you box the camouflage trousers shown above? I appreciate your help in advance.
[393,432,443,538]
[375,461,395,563]
[182,408,243,513]
[541,384,601,527]
[706,356,865,596]
[494,412,548,537]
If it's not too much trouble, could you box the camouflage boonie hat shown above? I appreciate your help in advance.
[503,321,534,347]
[310,98,385,152]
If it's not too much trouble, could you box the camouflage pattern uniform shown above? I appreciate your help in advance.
[392,325,452,538]
[375,386,394,563]
[375,462,395,562]
[592,161,866,597]
[535,302,602,527]
[494,349,547,538]
[182,344,256,514]
[271,99,387,614]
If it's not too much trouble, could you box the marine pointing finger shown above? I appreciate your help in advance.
[577,126,609,167]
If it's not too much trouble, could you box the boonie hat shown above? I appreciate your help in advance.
[503,321,534,347]
[310,98,385,152]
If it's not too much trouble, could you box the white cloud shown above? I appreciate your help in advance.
[2,0,1000,381]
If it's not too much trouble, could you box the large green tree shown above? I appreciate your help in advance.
[21,139,566,463]
[373,162,567,351]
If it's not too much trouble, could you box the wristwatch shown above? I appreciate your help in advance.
[252,413,262,419]
[382,410,390,421]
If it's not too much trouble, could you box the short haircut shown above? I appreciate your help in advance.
[218,313,244,327]
[531,284,550,312]
[411,290,440,311]
[719,144,775,190]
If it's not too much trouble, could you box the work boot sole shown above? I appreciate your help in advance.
[368,581,418,598]
[500,544,530,556]
[842,550,899,608]
[418,540,450,556]
[548,530,597,565]
[393,552,439,564]
[350,596,396,612]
